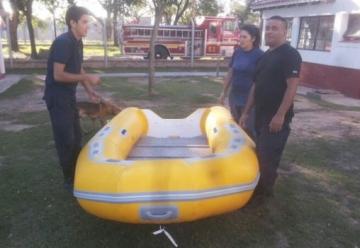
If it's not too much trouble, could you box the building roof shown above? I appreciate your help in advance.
[250,0,335,10]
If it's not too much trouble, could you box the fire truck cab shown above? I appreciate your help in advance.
[120,16,240,59]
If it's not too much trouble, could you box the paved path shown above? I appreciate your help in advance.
[0,75,24,94]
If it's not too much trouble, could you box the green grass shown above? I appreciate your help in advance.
[0,79,36,100]
[100,77,222,118]
[83,45,122,57]
[6,67,228,75]
[0,76,359,247]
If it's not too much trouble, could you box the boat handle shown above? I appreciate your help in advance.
[145,210,172,219]
[140,206,178,221]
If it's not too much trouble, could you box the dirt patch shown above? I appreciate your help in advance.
[212,77,224,84]
[0,83,120,115]
[279,163,330,181]
[124,100,160,109]
[290,96,360,140]
[0,87,46,113]
[0,121,34,132]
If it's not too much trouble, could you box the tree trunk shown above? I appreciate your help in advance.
[52,13,57,38]
[106,11,112,41]
[9,6,19,51]
[164,12,171,25]
[113,7,119,46]
[148,8,162,96]
[25,2,37,59]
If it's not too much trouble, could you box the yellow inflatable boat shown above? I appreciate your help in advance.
[74,106,259,224]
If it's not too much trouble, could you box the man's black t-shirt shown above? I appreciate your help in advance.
[43,31,83,101]
[253,43,302,128]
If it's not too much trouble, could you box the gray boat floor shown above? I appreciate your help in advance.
[127,136,212,160]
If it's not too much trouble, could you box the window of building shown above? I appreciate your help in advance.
[343,13,360,42]
[297,15,334,51]
[223,20,236,31]
[195,30,203,38]
[209,23,217,37]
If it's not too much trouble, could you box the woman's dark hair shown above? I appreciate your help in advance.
[240,24,261,48]
[65,5,90,30]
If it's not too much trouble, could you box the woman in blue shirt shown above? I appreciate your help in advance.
[219,24,263,137]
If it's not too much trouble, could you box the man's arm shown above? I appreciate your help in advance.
[54,62,86,83]
[54,63,100,85]
[219,69,233,105]
[269,77,299,133]
[238,84,255,127]
[80,67,101,102]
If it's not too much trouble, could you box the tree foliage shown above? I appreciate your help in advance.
[163,0,190,25]
[171,0,223,25]
[96,0,145,44]
[230,0,259,25]
[196,0,222,17]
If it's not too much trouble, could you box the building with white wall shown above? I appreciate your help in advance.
[251,0,360,98]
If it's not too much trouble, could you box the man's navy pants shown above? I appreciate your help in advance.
[46,96,82,184]
[255,124,290,195]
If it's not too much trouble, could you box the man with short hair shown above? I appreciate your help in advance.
[239,16,302,197]
[43,5,101,192]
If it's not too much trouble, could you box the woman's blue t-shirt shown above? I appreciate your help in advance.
[229,47,264,106]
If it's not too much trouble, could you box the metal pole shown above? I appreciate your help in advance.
[191,18,195,68]
[5,16,13,68]
[0,24,5,75]
[103,18,108,68]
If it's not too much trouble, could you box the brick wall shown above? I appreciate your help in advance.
[300,62,360,99]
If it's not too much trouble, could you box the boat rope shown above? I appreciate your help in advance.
[153,225,178,247]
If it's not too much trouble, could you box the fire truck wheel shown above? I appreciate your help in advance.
[155,46,169,59]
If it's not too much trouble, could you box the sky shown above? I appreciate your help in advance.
[2,0,245,20]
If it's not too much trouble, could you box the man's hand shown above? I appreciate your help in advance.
[87,89,101,103]
[269,113,285,133]
[239,114,249,129]
[84,74,101,86]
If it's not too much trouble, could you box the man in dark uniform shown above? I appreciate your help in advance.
[43,6,101,192]
[240,16,302,197]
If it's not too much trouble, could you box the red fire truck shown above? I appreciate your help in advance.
[120,16,240,59]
